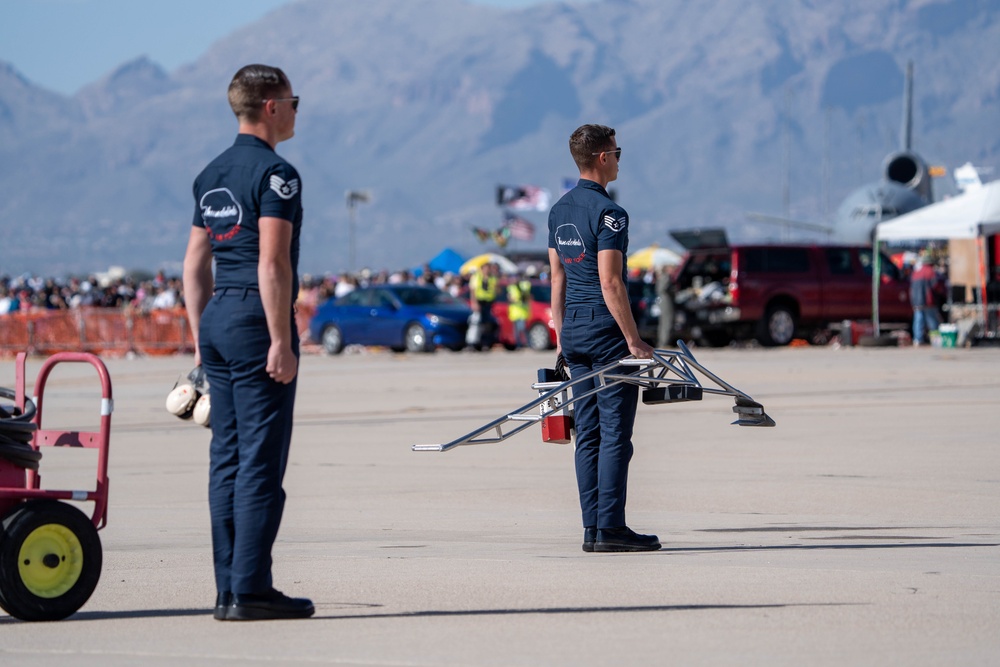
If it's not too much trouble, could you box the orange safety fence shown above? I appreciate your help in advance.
[2,305,318,359]
[131,309,194,356]
[0,308,193,358]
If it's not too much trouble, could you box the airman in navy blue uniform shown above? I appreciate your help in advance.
[183,64,313,620]
[548,124,661,553]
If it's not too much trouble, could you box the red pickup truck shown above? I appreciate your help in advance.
[669,241,912,346]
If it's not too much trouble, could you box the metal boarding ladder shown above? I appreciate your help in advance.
[413,341,775,453]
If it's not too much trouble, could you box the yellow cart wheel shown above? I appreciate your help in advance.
[0,500,102,621]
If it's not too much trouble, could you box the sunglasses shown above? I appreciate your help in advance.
[269,96,300,112]
[592,147,621,160]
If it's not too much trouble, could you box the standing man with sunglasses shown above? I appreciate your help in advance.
[183,64,313,620]
[548,124,660,553]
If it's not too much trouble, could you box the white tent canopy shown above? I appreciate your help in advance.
[873,179,1000,338]
[876,180,1000,241]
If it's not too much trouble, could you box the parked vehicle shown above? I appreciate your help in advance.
[670,243,912,346]
[309,285,471,354]
[492,282,557,351]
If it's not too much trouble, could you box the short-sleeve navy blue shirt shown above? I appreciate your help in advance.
[548,179,629,308]
[192,134,303,294]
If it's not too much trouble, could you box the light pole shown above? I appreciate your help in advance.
[345,190,371,272]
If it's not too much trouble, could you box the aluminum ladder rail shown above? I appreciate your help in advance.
[413,341,774,453]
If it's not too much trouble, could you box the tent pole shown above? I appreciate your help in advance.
[978,235,989,332]
[872,241,882,336]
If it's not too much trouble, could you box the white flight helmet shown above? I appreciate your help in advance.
[166,366,210,427]
[192,393,211,427]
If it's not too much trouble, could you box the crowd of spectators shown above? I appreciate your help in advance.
[0,266,497,317]
[297,267,473,308]
[0,271,182,315]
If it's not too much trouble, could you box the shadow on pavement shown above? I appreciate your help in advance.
[316,602,857,621]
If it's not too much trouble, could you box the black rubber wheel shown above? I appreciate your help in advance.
[528,323,553,351]
[321,324,344,355]
[0,500,102,621]
[758,305,796,347]
[404,323,433,353]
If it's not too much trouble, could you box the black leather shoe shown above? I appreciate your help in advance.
[214,592,231,620]
[582,527,597,552]
[228,588,315,621]
[594,526,661,552]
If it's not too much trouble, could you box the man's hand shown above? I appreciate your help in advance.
[554,352,570,381]
[267,342,298,384]
[628,339,655,359]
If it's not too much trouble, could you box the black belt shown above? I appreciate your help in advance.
[565,306,610,320]
[216,287,260,297]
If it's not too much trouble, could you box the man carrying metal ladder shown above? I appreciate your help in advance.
[547,124,661,553]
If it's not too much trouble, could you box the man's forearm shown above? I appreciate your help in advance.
[259,259,293,347]
[601,275,643,346]
[548,249,566,341]
[597,249,643,347]
[182,230,214,350]
[182,273,211,346]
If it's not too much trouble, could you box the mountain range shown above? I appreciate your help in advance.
[1,0,998,276]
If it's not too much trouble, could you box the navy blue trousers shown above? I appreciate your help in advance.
[199,289,298,596]
[561,307,638,530]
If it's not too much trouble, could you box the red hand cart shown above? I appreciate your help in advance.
[0,352,112,621]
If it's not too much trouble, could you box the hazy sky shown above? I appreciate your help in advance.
[0,0,570,96]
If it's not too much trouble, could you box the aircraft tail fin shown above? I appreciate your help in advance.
[900,60,913,152]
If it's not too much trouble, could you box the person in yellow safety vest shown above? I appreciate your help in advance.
[506,276,532,349]
[467,262,499,349]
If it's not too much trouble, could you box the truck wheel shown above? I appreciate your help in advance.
[0,500,102,621]
[758,305,796,347]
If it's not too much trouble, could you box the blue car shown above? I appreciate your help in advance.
[309,284,472,354]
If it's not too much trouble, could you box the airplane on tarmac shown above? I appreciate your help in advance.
[747,61,936,245]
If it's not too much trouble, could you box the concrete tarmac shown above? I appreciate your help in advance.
[1,345,998,666]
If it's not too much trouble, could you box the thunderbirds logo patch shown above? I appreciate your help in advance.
[603,214,626,232]
[270,174,299,200]
[200,188,242,242]
[555,224,586,263]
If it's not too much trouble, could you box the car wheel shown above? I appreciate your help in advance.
[404,323,432,353]
[0,500,102,621]
[758,305,795,346]
[528,323,552,351]
[321,324,344,355]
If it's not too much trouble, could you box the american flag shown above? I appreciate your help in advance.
[496,184,551,211]
[504,212,536,241]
